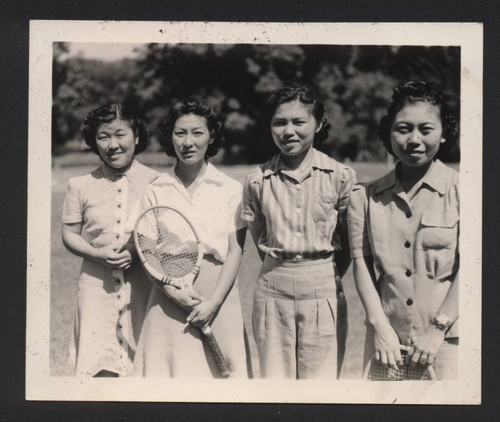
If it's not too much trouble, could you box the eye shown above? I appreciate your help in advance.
[97,135,109,141]
[174,131,185,137]
[294,120,306,126]
[394,125,410,134]
[420,126,434,135]
[272,119,286,127]
[193,130,205,136]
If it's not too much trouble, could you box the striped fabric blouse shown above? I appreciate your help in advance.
[241,148,356,261]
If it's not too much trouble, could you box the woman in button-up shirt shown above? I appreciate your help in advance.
[62,104,158,377]
[132,98,249,378]
[241,83,356,379]
[348,81,459,379]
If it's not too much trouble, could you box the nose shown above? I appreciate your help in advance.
[183,134,194,147]
[408,130,421,145]
[283,122,295,136]
[108,136,119,150]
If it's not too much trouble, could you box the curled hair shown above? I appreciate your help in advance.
[158,98,224,160]
[82,103,148,156]
[378,81,459,157]
[264,82,331,145]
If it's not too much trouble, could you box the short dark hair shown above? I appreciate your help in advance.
[264,82,331,144]
[158,98,224,160]
[82,103,148,156]
[378,81,459,157]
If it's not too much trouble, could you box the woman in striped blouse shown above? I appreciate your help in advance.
[241,83,356,379]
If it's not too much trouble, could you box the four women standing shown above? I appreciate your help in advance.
[62,81,459,380]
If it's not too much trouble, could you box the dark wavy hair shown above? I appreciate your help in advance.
[264,82,331,145]
[378,81,459,157]
[82,103,148,157]
[158,98,224,160]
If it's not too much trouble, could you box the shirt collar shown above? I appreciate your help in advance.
[160,162,224,189]
[100,159,138,183]
[262,148,336,178]
[374,159,447,195]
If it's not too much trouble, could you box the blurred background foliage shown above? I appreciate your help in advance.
[52,42,460,163]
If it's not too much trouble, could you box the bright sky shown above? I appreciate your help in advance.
[66,42,146,61]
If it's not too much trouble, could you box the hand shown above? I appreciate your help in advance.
[408,325,445,367]
[373,322,403,370]
[187,298,219,328]
[106,245,133,270]
[162,284,204,312]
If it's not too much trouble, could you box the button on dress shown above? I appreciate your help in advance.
[62,160,158,376]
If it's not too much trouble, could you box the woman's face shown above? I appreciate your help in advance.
[172,113,213,165]
[390,101,445,168]
[96,118,138,170]
[270,100,322,158]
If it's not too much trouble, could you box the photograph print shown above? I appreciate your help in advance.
[27,21,482,403]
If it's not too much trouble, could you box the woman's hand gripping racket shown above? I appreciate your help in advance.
[134,206,232,378]
[363,345,437,381]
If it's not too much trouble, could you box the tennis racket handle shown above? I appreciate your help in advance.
[202,326,231,378]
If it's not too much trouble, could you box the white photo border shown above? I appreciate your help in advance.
[27,20,482,403]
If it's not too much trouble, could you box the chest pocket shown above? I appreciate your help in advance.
[419,211,459,250]
[312,193,337,222]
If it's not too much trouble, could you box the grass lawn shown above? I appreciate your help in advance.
[51,156,456,379]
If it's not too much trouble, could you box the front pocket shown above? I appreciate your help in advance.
[312,194,337,223]
[419,211,459,250]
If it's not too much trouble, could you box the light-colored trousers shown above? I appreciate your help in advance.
[253,255,347,379]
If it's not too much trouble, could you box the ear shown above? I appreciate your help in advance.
[135,135,139,146]
[440,136,446,144]
[315,120,323,133]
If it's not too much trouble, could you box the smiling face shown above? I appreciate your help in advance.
[172,113,213,165]
[96,118,138,170]
[270,100,322,159]
[390,101,445,168]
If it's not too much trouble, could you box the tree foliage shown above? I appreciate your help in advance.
[53,43,460,162]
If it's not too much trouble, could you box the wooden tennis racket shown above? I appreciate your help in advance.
[363,345,437,381]
[134,205,232,378]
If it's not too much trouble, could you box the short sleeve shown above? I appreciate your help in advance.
[337,165,357,215]
[240,168,264,223]
[347,183,372,259]
[62,178,83,224]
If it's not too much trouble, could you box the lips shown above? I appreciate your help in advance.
[406,150,425,156]
[282,139,299,145]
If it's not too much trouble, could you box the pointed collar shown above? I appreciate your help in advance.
[262,148,336,178]
[374,159,447,195]
[156,162,224,189]
[100,159,139,183]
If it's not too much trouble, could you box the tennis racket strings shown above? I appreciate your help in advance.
[364,346,437,381]
[135,207,200,283]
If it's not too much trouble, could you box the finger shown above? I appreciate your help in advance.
[186,310,197,322]
[379,352,388,367]
[387,352,398,370]
[427,351,437,366]
[410,349,421,367]
[419,353,429,367]
[190,291,205,301]
[394,348,403,367]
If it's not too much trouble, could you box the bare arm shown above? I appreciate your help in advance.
[409,272,458,366]
[62,222,133,270]
[187,227,247,327]
[353,255,403,369]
